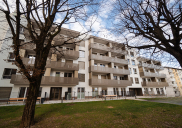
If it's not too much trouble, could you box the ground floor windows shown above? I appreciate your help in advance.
[19,87,42,98]
[77,87,85,99]
[92,88,98,98]
[113,88,119,95]
[50,87,62,100]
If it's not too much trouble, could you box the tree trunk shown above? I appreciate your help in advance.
[19,82,41,128]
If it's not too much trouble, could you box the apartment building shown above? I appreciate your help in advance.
[0,13,171,99]
[88,36,132,96]
[137,57,168,96]
[0,30,171,100]
[160,67,182,96]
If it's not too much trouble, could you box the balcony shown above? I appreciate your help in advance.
[89,66,130,75]
[46,61,79,71]
[142,81,169,87]
[57,50,79,60]
[138,63,164,70]
[89,78,132,87]
[89,54,128,65]
[89,43,127,55]
[140,72,166,78]
[10,75,79,86]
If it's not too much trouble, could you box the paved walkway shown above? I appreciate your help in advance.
[1,96,181,107]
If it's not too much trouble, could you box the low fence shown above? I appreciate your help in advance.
[143,91,166,96]
[44,91,136,101]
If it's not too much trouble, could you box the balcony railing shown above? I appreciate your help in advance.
[46,61,79,71]
[10,75,78,86]
[142,81,169,87]
[89,54,128,65]
[57,49,79,60]
[89,43,127,55]
[140,72,166,78]
[89,66,130,75]
[138,63,164,70]
[89,78,132,87]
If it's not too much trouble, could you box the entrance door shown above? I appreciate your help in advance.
[77,87,85,99]
[50,87,62,100]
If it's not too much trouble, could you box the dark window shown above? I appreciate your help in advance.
[120,77,124,80]
[3,68,17,79]
[26,87,30,97]
[38,87,42,97]
[130,52,134,57]
[19,87,26,98]
[8,53,15,62]
[64,73,72,77]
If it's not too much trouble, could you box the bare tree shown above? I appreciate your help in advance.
[0,0,96,127]
[107,0,182,67]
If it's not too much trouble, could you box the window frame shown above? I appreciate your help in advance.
[79,50,85,58]
[131,60,135,65]
[2,68,17,79]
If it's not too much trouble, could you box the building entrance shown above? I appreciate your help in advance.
[129,88,143,96]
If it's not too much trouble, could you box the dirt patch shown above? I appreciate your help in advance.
[107,106,114,108]
[66,103,75,106]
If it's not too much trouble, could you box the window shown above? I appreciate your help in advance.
[133,68,137,74]
[130,52,134,57]
[78,73,85,82]
[100,54,105,56]
[64,73,72,77]
[113,76,117,80]
[135,78,139,84]
[3,68,17,79]
[19,87,26,98]
[78,61,85,70]
[172,81,174,84]
[8,52,15,62]
[66,47,73,50]
[147,79,151,82]
[94,63,97,66]
[19,26,24,34]
[100,64,105,67]
[131,60,135,65]
[120,77,124,80]
[114,66,116,69]
[56,72,60,77]
[79,50,85,58]
[127,59,130,64]
[19,87,42,98]
[130,77,133,83]
[129,68,132,74]
[158,78,161,82]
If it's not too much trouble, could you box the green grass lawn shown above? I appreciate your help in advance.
[0,100,182,128]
